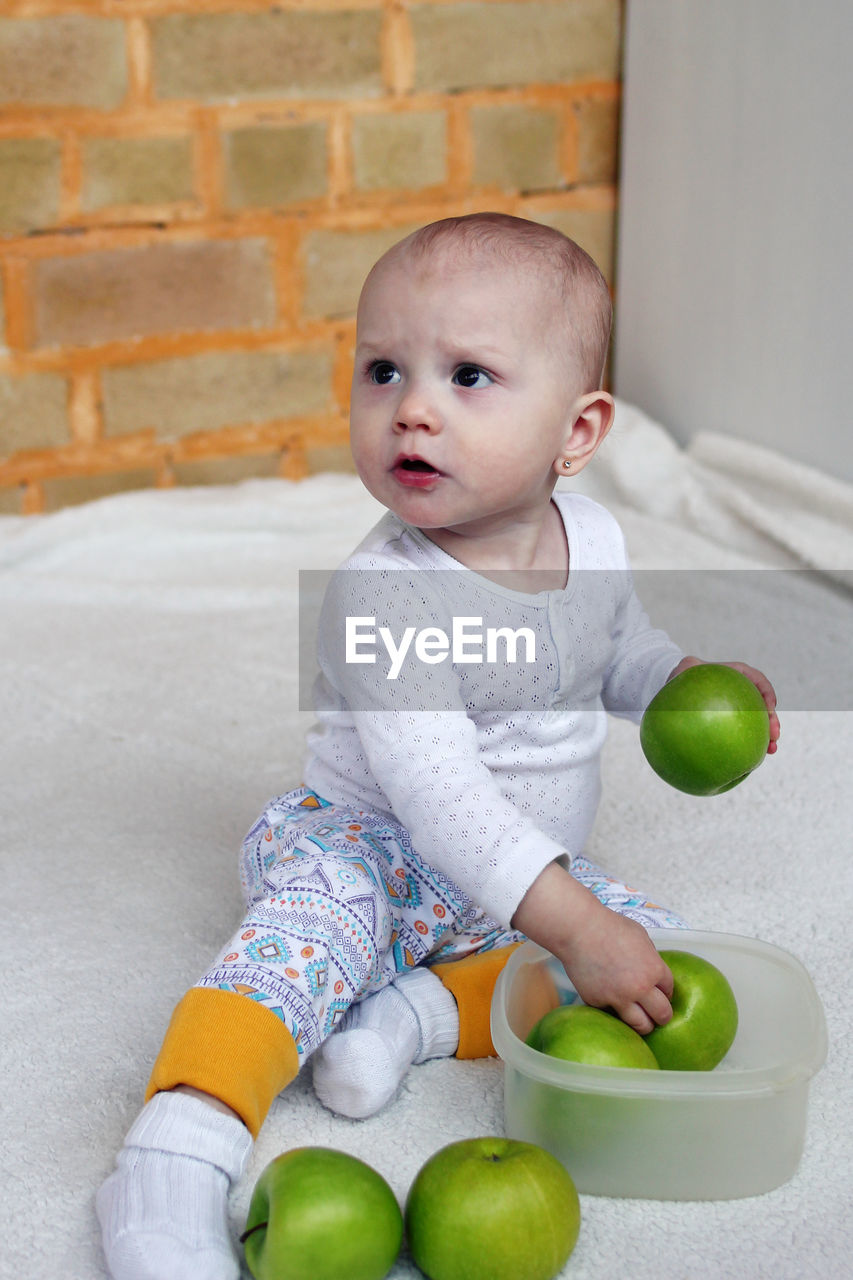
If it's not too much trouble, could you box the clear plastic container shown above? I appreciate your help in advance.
[491,930,827,1200]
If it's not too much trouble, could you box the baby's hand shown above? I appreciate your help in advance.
[512,862,673,1036]
[669,656,780,754]
[560,903,673,1035]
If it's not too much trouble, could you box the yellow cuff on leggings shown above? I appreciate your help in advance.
[429,943,524,1060]
[144,987,299,1138]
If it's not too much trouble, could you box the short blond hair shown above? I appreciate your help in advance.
[394,212,612,391]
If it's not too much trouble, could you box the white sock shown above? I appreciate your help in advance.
[312,967,459,1119]
[96,1090,252,1280]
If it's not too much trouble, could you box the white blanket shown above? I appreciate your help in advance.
[1,401,850,1279]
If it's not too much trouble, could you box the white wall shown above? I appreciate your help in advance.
[614,2,853,481]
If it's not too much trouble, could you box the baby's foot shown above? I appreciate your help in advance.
[96,1090,251,1280]
[312,966,458,1118]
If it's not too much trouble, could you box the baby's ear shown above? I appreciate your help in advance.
[553,392,615,477]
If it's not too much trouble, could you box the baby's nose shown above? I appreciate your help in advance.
[395,383,442,431]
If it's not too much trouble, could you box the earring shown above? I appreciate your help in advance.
[562,459,572,470]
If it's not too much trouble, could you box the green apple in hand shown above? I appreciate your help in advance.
[644,950,738,1070]
[405,1137,580,1280]
[640,663,770,795]
[526,1003,659,1070]
[241,1147,403,1280]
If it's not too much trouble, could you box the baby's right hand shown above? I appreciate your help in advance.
[560,904,673,1035]
[512,861,674,1036]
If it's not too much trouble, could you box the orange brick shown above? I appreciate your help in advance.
[223,123,328,210]
[0,15,127,110]
[302,225,418,320]
[81,136,196,212]
[171,453,283,488]
[0,138,62,236]
[42,468,158,513]
[576,97,620,183]
[102,348,334,440]
[471,104,561,192]
[33,240,277,348]
[151,11,383,103]
[0,485,23,515]
[410,0,620,93]
[304,442,356,475]
[1,370,69,457]
[352,111,447,192]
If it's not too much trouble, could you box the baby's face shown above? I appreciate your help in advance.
[350,248,584,540]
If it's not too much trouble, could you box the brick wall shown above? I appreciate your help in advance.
[0,0,623,514]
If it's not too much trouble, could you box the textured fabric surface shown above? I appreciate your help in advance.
[194,784,520,1062]
[305,492,682,925]
[144,987,298,1138]
[0,401,850,1279]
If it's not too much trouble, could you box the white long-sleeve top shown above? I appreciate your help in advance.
[304,492,682,927]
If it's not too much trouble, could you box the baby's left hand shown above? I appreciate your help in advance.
[669,657,780,754]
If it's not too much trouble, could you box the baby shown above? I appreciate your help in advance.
[97,212,779,1279]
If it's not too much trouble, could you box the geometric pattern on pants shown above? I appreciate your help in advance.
[195,786,522,1061]
[570,854,690,933]
[194,786,688,1064]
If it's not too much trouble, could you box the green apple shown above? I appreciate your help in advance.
[640,663,770,795]
[645,949,738,1070]
[241,1146,403,1280]
[526,1003,660,1070]
[404,1137,580,1280]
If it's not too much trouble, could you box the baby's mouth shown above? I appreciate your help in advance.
[392,456,443,486]
[399,459,438,473]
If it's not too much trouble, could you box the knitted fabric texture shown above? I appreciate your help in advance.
[305,492,682,926]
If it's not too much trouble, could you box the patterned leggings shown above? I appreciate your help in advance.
[194,786,688,1063]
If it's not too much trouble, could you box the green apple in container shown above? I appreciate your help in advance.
[640,663,770,795]
[644,950,739,1071]
[526,953,739,1073]
[526,1003,659,1070]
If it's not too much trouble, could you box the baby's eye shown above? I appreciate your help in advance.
[453,365,492,389]
[368,361,400,385]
